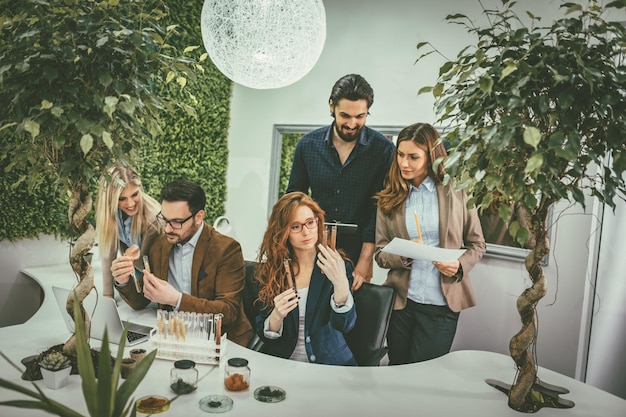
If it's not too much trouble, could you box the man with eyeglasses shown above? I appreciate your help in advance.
[111,179,253,347]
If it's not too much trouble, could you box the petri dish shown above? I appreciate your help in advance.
[135,395,170,414]
[254,385,286,403]
[199,394,234,413]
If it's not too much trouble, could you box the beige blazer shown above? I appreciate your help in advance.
[375,182,486,312]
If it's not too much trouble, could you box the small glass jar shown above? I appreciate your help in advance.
[224,357,250,392]
[170,359,198,394]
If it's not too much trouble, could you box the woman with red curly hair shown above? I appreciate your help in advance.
[254,192,357,365]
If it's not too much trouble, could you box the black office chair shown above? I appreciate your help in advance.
[242,260,265,351]
[345,282,395,366]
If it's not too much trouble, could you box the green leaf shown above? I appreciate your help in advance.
[523,126,541,149]
[500,61,518,81]
[41,100,53,110]
[96,36,109,47]
[73,296,98,417]
[571,187,586,206]
[416,41,430,50]
[102,131,113,149]
[183,45,200,53]
[479,76,493,94]
[524,153,544,174]
[433,83,444,97]
[24,120,40,139]
[80,134,94,156]
[418,86,433,95]
[498,204,513,222]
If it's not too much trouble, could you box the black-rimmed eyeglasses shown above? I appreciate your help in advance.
[156,212,196,229]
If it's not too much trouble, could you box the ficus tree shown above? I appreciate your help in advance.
[416,0,626,412]
[0,0,201,354]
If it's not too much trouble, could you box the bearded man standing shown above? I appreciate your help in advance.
[287,74,395,291]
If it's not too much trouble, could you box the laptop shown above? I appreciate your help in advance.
[52,286,153,346]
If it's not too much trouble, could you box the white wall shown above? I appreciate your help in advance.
[585,184,626,399]
[224,0,603,383]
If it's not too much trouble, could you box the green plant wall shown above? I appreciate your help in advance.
[0,139,67,241]
[139,0,232,224]
[0,0,232,242]
[279,133,304,196]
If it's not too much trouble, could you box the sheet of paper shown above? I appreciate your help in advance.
[381,237,466,262]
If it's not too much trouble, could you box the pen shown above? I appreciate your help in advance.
[413,211,423,243]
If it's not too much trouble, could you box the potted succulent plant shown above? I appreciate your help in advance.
[39,351,72,390]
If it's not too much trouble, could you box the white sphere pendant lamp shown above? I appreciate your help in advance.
[200,0,326,89]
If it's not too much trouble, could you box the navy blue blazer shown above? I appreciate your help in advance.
[255,260,357,366]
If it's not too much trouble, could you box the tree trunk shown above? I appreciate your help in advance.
[507,202,551,412]
[62,182,95,355]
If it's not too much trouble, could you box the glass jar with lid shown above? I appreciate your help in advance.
[224,357,250,391]
[170,359,198,394]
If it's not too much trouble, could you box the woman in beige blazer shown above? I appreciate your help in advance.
[375,123,485,364]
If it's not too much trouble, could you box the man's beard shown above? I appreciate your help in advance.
[334,123,361,143]
[166,223,198,245]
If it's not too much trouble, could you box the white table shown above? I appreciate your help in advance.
[1,263,624,417]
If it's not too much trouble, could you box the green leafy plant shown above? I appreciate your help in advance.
[40,352,71,372]
[0,295,157,417]
[416,0,626,412]
[0,0,199,352]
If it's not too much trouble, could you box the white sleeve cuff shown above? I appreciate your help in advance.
[263,316,283,339]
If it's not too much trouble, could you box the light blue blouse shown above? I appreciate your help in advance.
[404,176,446,306]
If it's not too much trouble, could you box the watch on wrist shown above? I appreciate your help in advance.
[333,297,346,308]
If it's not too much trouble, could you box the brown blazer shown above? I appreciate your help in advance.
[375,182,485,312]
[118,222,253,347]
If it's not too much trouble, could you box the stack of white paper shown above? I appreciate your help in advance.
[381,238,466,262]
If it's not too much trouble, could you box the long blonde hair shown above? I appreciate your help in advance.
[376,123,447,214]
[94,162,161,256]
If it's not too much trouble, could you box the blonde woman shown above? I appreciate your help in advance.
[95,162,161,297]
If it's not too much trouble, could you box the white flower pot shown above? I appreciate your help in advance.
[40,366,71,389]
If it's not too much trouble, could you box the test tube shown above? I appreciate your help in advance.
[283,258,295,291]
[205,313,214,342]
[214,313,223,360]
[214,314,222,344]
[330,225,337,250]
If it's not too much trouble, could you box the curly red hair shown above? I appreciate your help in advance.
[255,192,326,307]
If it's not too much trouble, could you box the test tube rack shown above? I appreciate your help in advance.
[149,309,226,365]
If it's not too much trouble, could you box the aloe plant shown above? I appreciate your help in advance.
[0,294,157,417]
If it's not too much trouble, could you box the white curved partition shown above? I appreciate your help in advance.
[0,263,624,417]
